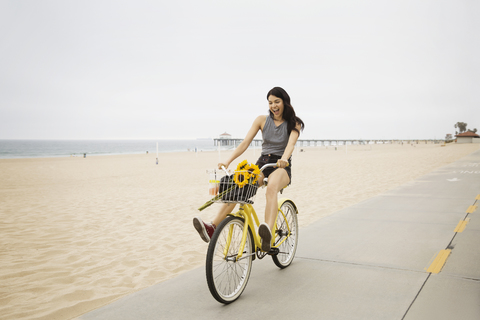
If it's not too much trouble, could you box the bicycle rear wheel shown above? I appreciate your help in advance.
[272,200,298,268]
[206,216,254,304]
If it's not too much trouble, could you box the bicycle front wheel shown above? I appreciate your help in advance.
[206,216,254,304]
[272,200,298,268]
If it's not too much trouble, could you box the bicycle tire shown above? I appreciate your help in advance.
[206,216,254,304]
[272,200,298,268]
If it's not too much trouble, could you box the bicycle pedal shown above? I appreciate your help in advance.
[256,249,267,259]
[268,248,279,255]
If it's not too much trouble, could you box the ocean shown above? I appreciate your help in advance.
[0,139,227,159]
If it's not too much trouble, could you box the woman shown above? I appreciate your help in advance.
[193,87,305,252]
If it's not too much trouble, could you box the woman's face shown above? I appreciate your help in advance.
[268,95,284,119]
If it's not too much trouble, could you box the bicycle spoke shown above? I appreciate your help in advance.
[206,216,253,303]
[272,201,298,269]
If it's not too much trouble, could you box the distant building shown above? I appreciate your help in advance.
[219,132,232,139]
[456,131,480,144]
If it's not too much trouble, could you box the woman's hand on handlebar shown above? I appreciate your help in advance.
[276,159,289,168]
[218,163,229,170]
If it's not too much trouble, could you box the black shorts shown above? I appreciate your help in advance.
[255,154,292,184]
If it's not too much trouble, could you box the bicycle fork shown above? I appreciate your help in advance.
[223,205,257,262]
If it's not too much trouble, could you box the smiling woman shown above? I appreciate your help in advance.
[194,87,305,252]
[267,87,305,139]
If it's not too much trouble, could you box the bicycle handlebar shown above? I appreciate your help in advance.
[259,163,278,171]
[220,165,229,175]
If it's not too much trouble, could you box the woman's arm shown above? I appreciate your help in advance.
[278,122,302,168]
[218,115,266,169]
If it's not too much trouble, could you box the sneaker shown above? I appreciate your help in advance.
[193,217,216,243]
[258,223,272,252]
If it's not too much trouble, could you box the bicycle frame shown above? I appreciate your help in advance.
[216,163,294,261]
[224,199,293,261]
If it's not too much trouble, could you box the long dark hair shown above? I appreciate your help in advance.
[267,87,305,135]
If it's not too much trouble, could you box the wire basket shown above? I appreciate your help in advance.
[207,169,259,204]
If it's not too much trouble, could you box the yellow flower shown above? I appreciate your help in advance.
[237,160,249,171]
[246,163,260,184]
[233,160,260,187]
[233,171,249,188]
[233,160,251,188]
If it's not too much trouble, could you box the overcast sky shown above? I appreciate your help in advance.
[1,0,478,140]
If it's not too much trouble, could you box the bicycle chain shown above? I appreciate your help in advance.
[256,247,280,259]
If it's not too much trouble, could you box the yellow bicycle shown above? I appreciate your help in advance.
[204,163,299,304]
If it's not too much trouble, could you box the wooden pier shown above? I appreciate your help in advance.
[214,138,444,148]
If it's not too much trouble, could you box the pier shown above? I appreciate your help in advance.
[214,138,445,148]
[214,139,262,147]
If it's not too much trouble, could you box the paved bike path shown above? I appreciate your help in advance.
[78,148,480,320]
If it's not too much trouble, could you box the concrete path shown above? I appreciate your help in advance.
[79,149,480,320]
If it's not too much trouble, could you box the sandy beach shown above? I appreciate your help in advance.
[0,142,478,320]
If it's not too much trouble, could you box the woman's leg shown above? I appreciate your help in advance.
[264,168,290,230]
[212,202,236,226]
[194,202,236,243]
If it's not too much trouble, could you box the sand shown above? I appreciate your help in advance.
[0,142,478,319]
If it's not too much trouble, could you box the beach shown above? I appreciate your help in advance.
[1,142,478,320]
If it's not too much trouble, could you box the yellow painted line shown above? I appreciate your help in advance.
[476,194,480,200]
[426,249,451,274]
[466,205,478,213]
[454,218,470,233]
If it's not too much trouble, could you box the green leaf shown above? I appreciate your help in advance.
[198,186,235,211]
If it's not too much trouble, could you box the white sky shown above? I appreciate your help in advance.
[1,0,479,140]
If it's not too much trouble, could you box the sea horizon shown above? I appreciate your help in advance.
[0,139,226,159]
[0,138,446,159]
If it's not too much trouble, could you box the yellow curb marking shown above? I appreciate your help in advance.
[426,249,452,274]
[454,218,470,233]
[425,195,478,275]
[466,205,477,213]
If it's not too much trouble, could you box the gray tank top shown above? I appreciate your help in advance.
[262,115,289,156]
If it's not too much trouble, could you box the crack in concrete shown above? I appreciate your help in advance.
[295,256,426,274]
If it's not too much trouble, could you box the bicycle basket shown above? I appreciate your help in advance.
[207,169,259,204]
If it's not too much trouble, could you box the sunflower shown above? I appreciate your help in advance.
[233,160,261,188]
[246,163,260,184]
[233,160,250,188]
[236,160,249,171]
